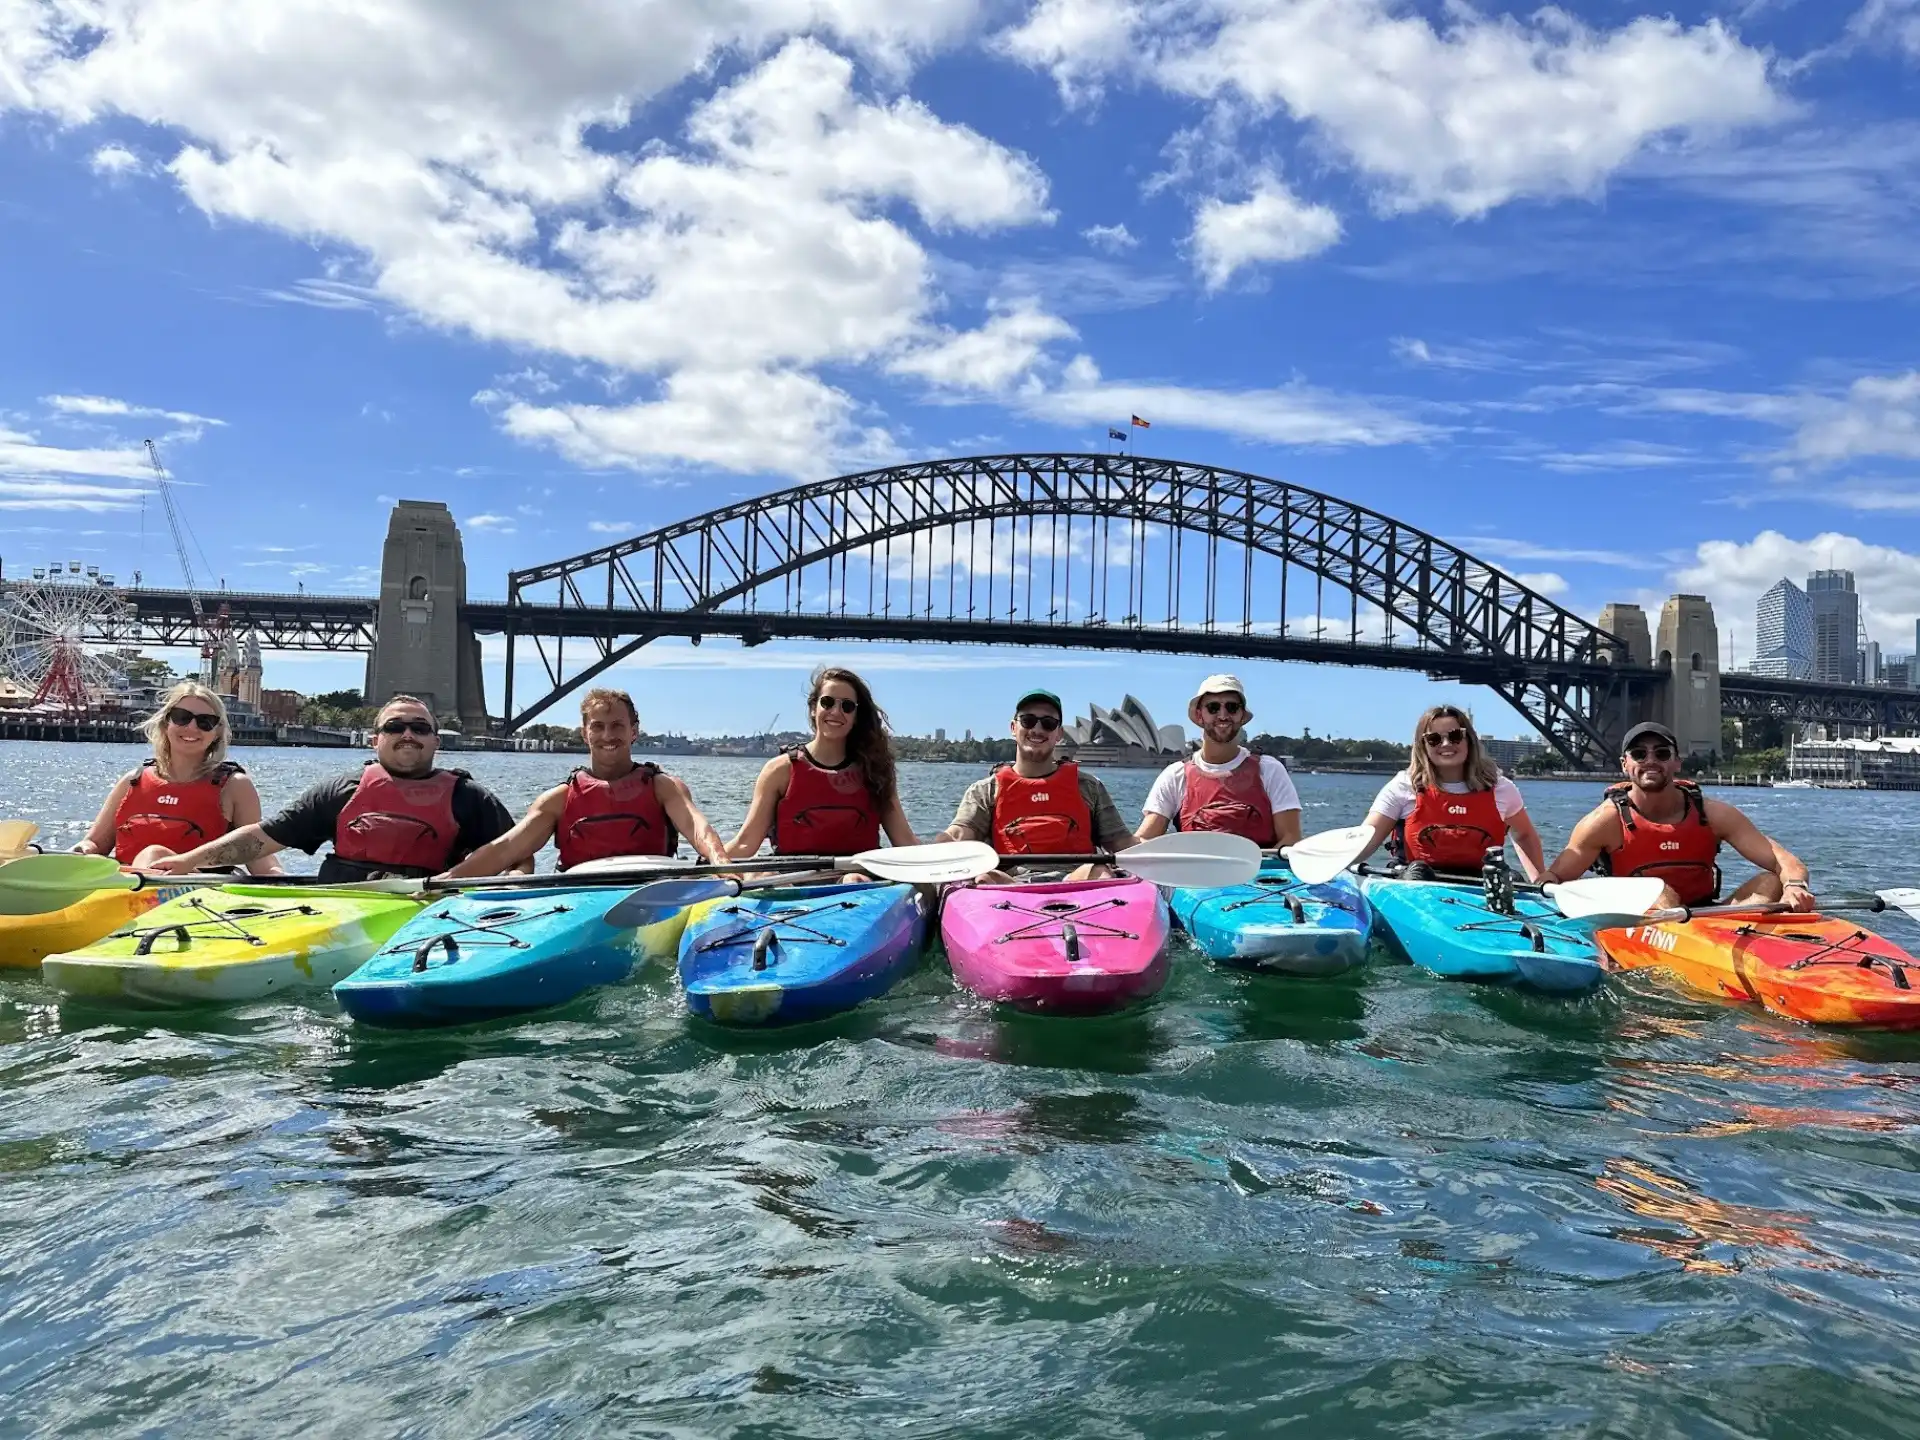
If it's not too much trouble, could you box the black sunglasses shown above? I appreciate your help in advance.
[1202,700,1243,716]
[1626,744,1676,762]
[166,707,221,732]
[814,695,859,715]
[1016,712,1061,732]
[378,718,436,737]
[1423,728,1467,748]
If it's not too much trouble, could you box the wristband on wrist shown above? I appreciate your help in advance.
[1783,876,1810,889]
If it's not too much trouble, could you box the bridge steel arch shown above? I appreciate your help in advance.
[493,453,1661,764]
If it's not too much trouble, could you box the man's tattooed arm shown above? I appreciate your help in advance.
[163,825,283,873]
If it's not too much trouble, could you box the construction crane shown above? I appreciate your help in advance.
[144,438,230,685]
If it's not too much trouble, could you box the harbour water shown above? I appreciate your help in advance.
[3,741,1919,1437]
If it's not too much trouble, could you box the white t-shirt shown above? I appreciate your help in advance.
[1368,770,1526,821]
[1143,751,1301,821]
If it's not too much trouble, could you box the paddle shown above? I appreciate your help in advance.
[1534,876,1671,928]
[0,821,38,862]
[1027,831,1264,888]
[1628,888,1920,928]
[603,869,847,927]
[1280,825,1377,885]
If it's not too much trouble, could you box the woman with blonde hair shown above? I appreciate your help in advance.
[1348,703,1545,880]
[76,681,280,873]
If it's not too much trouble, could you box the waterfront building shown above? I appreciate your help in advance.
[1482,736,1549,770]
[1751,579,1812,679]
[1788,735,1920,791]
[1807,570,1860,683]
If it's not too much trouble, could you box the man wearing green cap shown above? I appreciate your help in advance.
[937,688,1136,861]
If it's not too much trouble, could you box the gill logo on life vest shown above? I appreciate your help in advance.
[1446,804,1468,815]
[155,794,180,805]
[1031,791,1050,803]
[1660,841,1681,851]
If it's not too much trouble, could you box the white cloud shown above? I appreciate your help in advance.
[1082,222,1138,253]
[1672,530,1920,650]
[1643,369,1920,471]
[1514,571,1568,597]
[0,477,147,512]
[89,143,142,175]
[1457,536,1667,571]
[1018,354,1434,447]
[890,301,1077,392]
[1849,0,1920,63]
[464,513,515,532]
[42,393,224,429]
[5,9,1055,479]
[587,520,634,534]
[0,424,152,482]
[1005,0,1783,218]
[1190,173,1340,287]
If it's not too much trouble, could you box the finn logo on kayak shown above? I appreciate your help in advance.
[1633,926,1679,951]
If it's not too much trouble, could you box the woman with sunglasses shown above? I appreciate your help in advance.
[1136,674,1302,847]
[150,695,517,881]
[75,682,281,873]
[1541,721,1813,910]
[728,666,917,857]
[1350,704,1545,880]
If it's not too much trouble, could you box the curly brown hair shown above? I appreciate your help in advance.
[808,666,896,808]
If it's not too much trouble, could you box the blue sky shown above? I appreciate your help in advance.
[4,0,1919,740]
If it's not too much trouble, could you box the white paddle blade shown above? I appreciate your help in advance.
[1876,888,1920,923]
[0,821,38,861]
[0,853,134,892]
[852,840,999,885]
[1543,877,1669,924]
[1281,825,1376,885]
[561,855,698,877]
[1120,831,1263,888]
[605,876,741,927]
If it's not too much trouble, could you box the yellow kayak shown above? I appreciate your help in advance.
[0,886,187,970]
[42,885,426,1006]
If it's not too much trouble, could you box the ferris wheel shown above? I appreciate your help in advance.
[0,563,131,711]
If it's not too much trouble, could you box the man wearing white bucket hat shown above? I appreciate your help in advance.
[1135,674,1301,848]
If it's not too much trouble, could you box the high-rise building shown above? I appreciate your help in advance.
[1751,579,1812,679]
[1884,656,1913,690]
[1862,640,1883,685]
[1807,569,1860,683]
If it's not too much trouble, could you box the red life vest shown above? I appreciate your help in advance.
[1597,779,1720,905]
[334,763,462,872]
[1176,755,1276,846]
[112,759,239,863]
[991,762,1094,854]
[556,764,675,869]
[773,747,880,856]
[1393,784,1507,872]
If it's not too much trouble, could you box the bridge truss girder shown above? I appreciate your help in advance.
[497,453,1654,764]
[1720,677,1920,731]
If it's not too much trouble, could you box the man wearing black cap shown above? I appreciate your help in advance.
[1542,720,1814,911]
[937,688,1136,864]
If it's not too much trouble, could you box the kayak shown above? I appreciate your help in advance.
[1598,912,1920,1029]
[41,886,424,1006]
[1360,873,1603,993]
[1170,860,1370,975]
[0,884,188,970]
[333,884,690,1026]
[679,881,928,1025]
[941,875,1170,1014]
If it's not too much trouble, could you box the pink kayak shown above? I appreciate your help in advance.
[940,876,1171,1015]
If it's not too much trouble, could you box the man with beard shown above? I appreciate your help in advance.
[1135,674,1302,849]
[148,696,518,882]
[1542,721,1814,911]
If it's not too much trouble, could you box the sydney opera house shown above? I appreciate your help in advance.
[1061,695,1189,767]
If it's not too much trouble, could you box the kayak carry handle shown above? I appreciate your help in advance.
[1062,921,1081,966]
[134,924,191,957]
[412,934,459,973]
[752,930,775,972]
[1284,895,1305,925]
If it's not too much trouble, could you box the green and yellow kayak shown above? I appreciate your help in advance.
[0,885,187,971]
[42,885,425,1006]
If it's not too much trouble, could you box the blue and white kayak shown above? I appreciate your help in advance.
[1358,874,1603,994]
[334,885,689,1026]
[1170,860,1371,975]
[678,881,928,1026]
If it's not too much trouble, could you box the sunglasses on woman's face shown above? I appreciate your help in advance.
[1016,712,1061,732]
[378,718,436,737]
[1202,700,1243,716]
[814,695,858,715]
[1423,728,1467,748]
[166,707,221,732]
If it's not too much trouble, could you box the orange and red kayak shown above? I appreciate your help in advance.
[1598,913,1920,1029]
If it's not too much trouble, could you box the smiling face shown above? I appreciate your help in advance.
[1191,690,1248,745]
[371,699,438,776]
[1622,736,1680,793]
[1009,699,1063,763]
[811,675,860,743]
[581,701,637,769]
[164,696,221,763]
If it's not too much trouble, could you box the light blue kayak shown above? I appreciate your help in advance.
[679,882,928,1026]
[1170,860,1371,975]
[334,885,688,1026]
[1358,873,1603,993]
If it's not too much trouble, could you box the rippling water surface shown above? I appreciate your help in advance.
[3,741,1918,1437]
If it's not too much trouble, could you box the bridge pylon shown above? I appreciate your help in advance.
[364,501,488,731]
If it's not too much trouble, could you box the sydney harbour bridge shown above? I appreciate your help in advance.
[16,453,1914,769]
